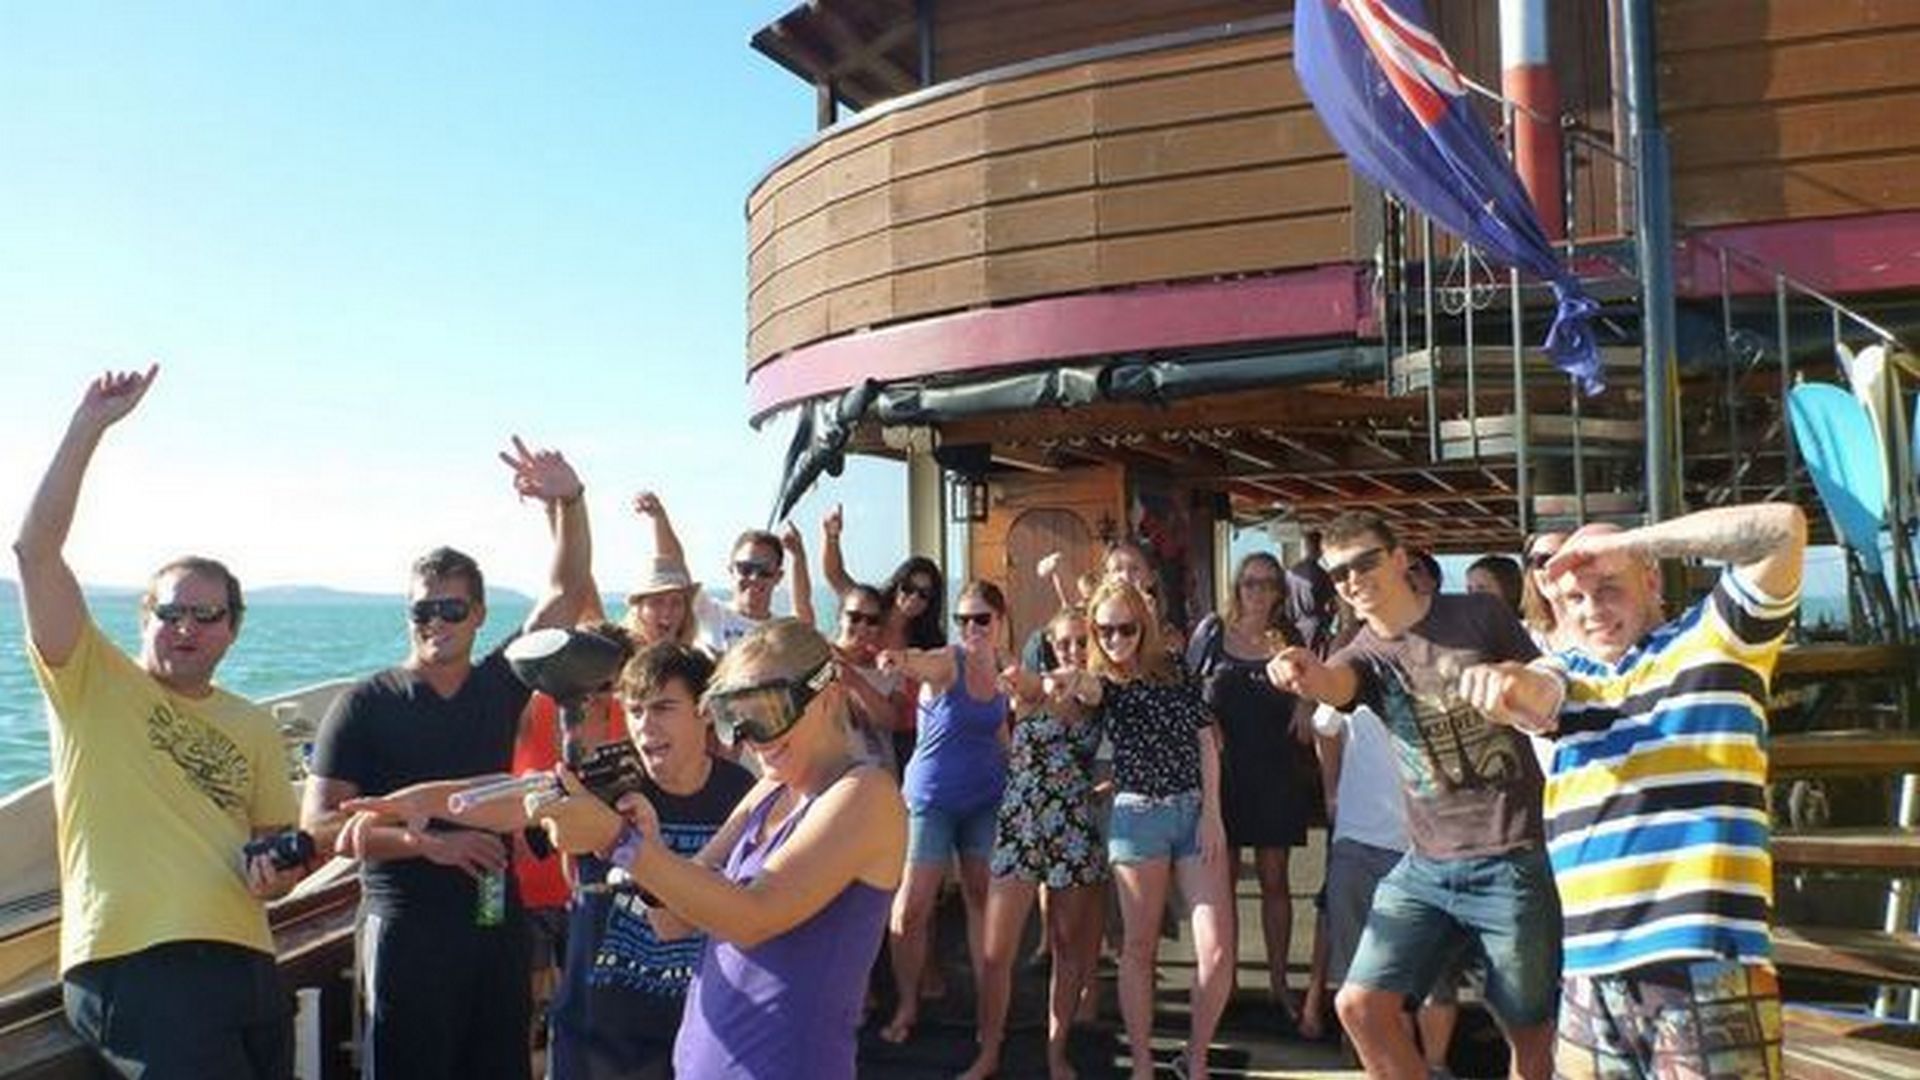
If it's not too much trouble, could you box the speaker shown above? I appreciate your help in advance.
[934,442,993,475]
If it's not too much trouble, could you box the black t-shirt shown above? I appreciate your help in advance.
[1288,559,1337,656]
[1332,592,1543,859]
[312,643,531,916]
[550,759,757,1075]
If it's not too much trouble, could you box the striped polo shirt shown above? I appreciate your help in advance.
[1541,567,1797,978]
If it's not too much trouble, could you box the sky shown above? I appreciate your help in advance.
[0,2,907,597]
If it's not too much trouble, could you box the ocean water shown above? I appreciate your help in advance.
[0,594,531,797]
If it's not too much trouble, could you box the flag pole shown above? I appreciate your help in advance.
[1621,0,1680,525]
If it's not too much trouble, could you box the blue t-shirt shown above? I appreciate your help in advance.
[549,758,755,1078]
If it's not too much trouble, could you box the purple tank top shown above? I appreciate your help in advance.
[671,783,892,1079]
[901,645,1009,813]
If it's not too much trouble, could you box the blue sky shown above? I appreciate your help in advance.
[0,2,908,596]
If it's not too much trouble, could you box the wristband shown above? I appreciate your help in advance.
[606,823,645,871]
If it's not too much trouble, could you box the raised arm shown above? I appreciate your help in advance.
[780,522,815,626]
[632,491,687,567]
[1548,502,1808,601]
[876,646,958,691]
[820,503,855,598]
[500,436,593,632]
[14,365,159,666]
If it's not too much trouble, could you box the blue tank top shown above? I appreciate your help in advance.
[901,645,1009,814]
[671,783,892,1080]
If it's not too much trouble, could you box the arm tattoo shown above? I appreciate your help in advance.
[1625,511,1793,566]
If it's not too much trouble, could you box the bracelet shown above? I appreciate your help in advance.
[606,822,644,871]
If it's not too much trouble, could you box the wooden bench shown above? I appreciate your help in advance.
[1777,644,1920,680]
[1784,1004,1920,1079]
[1772,732,1920,776]
[1774,925,1920,984]
[1774,828,1920,872]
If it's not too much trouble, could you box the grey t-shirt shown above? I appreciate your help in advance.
[1332,592,1543,859]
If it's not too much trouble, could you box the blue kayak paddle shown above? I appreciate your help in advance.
[1790,383,1888,575]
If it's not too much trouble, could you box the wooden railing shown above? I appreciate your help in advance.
[745,17,1360,369]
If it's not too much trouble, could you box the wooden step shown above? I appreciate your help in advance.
[1775,925,1920,984]
[1774,828,1920,872]
[1777,644,1920,680]
[1438,414,1644,460]
[1390,345,1643,396]
[1784,1005,1920,1080]
[1773,733,1920,776]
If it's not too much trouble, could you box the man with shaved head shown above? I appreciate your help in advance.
[1460,502,1807,1079]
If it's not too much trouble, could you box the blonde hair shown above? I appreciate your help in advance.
[1086,579,1176,684]
[1223,551,1293,638]
[621,588,699,648]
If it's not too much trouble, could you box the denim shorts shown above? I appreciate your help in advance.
[906,800,999,864]
[1345,847,1561,1028]
[1107,789,1202,864]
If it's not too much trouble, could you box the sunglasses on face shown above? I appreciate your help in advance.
[842,609,883,627]
[733,561,778,581]
[408,597,472,625]
[1095,621,1139,641]
[1324,547,1388,585]
[955,611,994,628]
[1051,635,1089,652]
[151,602,230,626]
[1526,552,1555,570]
[1240,576,1281,592]
[899,583,935,601]
[705,659,834,747]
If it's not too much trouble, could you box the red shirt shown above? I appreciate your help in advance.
[510,692,626,909]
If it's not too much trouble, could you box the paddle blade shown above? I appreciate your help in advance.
[1790,383,1887,574]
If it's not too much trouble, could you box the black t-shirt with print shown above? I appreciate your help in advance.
[1099,676,1213,799]
[1332,592,1543,859]
[550,758,756,1076]
[313,643,531,917]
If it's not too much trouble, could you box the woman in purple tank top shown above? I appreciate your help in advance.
[872,579,1013,1045]
[533,619,907,1080]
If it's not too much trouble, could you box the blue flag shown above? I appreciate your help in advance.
[1295,0,1603,394]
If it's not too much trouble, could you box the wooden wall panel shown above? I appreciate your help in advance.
[746,23,1362,370]
[1661,2,1920,225]
[932,0,1283,81]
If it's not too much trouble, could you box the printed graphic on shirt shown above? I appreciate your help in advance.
[146,699,250,813]
[1373,655,1527,796]
[588,820,722,996]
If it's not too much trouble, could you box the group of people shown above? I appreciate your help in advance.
[17,366,1806,1080]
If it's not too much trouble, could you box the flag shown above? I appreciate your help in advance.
[1295,0,1604,393]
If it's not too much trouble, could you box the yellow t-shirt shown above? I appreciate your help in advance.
[29,621,300,972]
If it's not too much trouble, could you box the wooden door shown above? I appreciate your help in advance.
[1004,507,1095,653]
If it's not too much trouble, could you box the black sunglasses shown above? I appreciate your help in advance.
[843,609,883,627]
[706,659,835,747]
[899,582,936,601]
[408,597,472,625]
[955,611,994,628]
[1095,621,1139,640]
[1324,547,1388,585]
[1526,552,1555,570]
[733,561,778,581]
[151,602,230,626]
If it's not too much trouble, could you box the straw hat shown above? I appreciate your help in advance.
[627,555,700,602]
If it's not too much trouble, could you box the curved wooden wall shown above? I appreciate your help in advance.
[745,24,1356,371]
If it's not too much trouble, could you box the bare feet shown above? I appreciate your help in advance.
[877,1009,915,1045]
[957,1046,1000,1080]
[1046,1042,1077,1080]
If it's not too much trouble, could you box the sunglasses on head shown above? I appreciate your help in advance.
[151,602,230,626]
[1324,546,1388,585]
[705,658,835,747]
[842,609,883,627]
[955,611,994,628]
[1095,621,1139,641]
[408,597,472,625]
[733,561,778,581]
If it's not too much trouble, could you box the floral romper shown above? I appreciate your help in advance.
[988,708,1108,888]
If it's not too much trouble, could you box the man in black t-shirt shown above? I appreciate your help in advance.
[550,643,755,1079]
[1268,512,1555,1080]
[1289,529,1338,656]
[302,439,595,1080]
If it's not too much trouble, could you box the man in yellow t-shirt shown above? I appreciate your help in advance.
[15,365,309,1080]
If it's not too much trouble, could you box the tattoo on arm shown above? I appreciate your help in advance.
[1624,511,1794,567]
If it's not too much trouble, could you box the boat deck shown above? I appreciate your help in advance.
[855,830,1388,1078]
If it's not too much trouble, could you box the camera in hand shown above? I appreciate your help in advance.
[244,829,315,871]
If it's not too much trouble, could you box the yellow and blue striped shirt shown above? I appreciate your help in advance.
[1542,568,1796,978]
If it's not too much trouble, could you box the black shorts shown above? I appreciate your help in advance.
[360,908,532,1080]
[63,940,292,1080]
